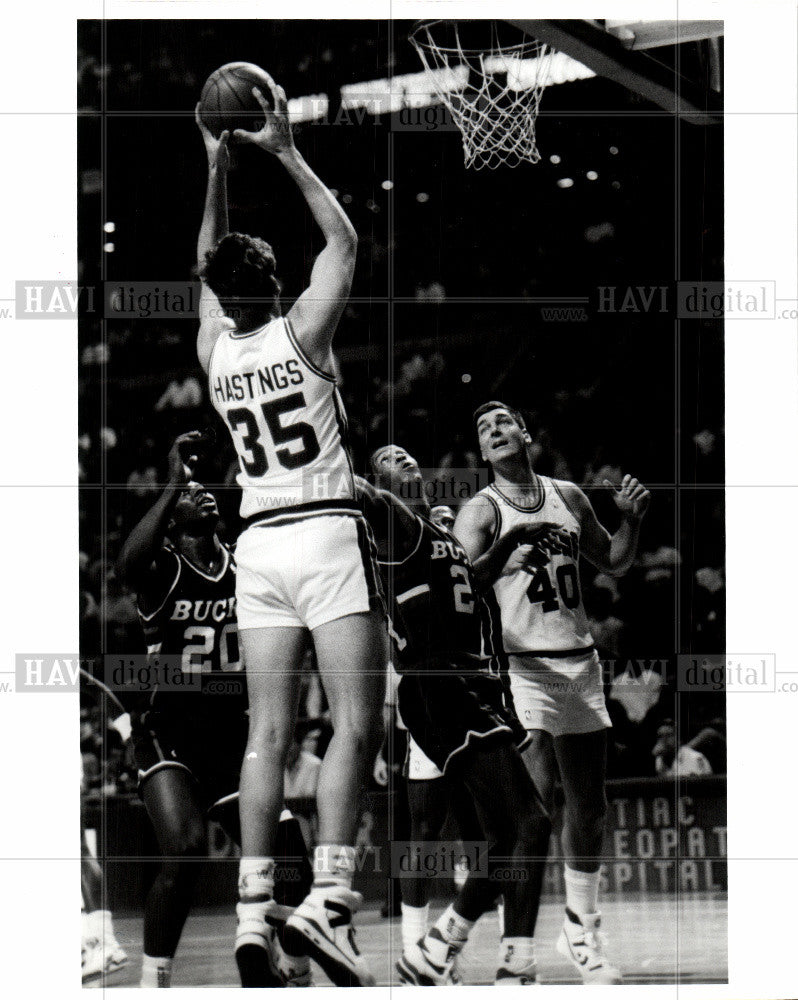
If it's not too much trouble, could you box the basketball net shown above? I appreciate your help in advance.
[409,20,554,170]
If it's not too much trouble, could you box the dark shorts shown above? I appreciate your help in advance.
[397,666,529,776]
[131,703,248,813]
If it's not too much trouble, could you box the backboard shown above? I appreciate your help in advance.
[506,19,723,124]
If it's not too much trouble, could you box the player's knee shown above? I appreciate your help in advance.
[157,827,206,893]
[246,717,294,759]
[333,707,383,760]
[165,822,208,860]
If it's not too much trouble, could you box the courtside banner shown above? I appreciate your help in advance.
[84,777,725,909]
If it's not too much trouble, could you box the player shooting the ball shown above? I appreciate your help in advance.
[194,74,387,988]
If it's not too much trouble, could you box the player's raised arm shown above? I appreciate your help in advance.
[354,475,421,564]
[561,475,650,577]
[117,433,200,587]
[454,496,556,589]
[195,105,232,371]
[234,77,357,373]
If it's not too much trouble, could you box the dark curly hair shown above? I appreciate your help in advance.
[201,232,282,319]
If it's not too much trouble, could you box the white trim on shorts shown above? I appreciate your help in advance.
[440,724,512,774]
[137,759,193,786]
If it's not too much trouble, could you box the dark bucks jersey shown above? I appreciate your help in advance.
[135,542,245,714]
[377,509,506,674]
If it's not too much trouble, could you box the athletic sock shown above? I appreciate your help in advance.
[499,936,536,972]
[311,844,356,892]
[99,909,119,942]
[401,902,429,952]
[238,857,275,902]
[140,955,173,988]
[564,865,600,919]
[83,909,102,940]
[432,904,474,950]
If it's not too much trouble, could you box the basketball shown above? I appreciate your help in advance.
[199,62,273,139]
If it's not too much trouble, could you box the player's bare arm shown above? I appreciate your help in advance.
[454,495,556,589]
[116,432,201,586]
[560,474,650,577]
[354,475,420,563]
[235,77,357,373]
[195,106,231,371]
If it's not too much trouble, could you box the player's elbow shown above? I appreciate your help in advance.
[331,224,357,258]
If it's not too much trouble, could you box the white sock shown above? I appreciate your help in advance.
[453,857,469,890]
[499,937,536,972]
[84,908,118,943]
[564,865,600,918]
[238,857,275,902]
[98,909,118,940]
[312,844,356,892]
[401,902,429,952]
[433,904,474,948]
[83,909,101,939]
[140,955,173,988]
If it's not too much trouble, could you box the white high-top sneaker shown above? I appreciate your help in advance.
[556,909,622,984]
[279,949,313,987]
[82,936,105,987]
[282,886,375,987]
[235,899,284,987]
[396,926,464,986]
[495,963,537,985]
[82,911,128,986]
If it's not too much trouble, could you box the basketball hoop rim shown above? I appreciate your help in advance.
[409,19,548,59]
[408,19,451,43]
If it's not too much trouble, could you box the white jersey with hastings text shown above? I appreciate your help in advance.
[478,475,594,654]
[209,315,355,519]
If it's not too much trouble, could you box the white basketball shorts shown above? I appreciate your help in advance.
[235,513,382,631]
[508,647,611,738]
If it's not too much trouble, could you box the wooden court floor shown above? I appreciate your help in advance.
[105,892,727,987]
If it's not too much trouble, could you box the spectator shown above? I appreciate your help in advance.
[155,375,203,410]
[652,719,723,777]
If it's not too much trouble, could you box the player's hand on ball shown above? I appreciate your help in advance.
[168,431,203,486]
[604,474,651,521]
[234,77,294,155]
[195,103,230,171]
